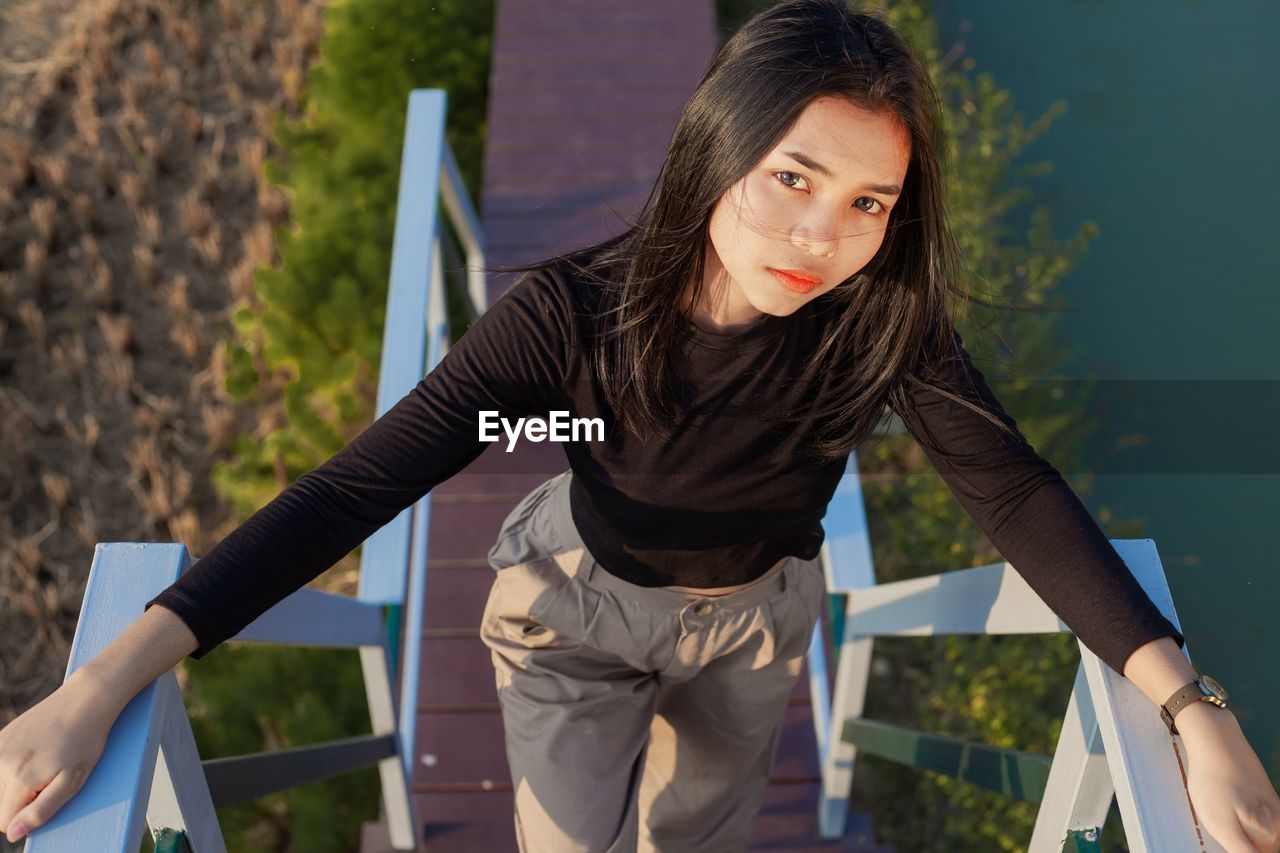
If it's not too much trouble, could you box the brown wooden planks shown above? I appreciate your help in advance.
[479,0,715,273]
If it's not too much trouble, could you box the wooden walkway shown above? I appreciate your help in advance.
[365,1,890,849]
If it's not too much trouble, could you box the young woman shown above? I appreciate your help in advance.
[2,0,1278,850]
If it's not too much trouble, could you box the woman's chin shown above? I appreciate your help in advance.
[747,293,803,317]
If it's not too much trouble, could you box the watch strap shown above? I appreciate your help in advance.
[1160,681,1204,735]
[1160,677,1230,735]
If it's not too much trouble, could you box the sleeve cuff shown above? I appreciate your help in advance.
[144,591,223,660]
[1097,617,1186,678]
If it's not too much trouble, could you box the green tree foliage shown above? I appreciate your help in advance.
[182,1,495,850]
[185,647,376,852]
[216,0,492,516]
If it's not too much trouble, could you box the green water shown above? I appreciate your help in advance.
[932,0,1280,780]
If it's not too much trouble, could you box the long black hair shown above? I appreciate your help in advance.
[480,0,1019,464]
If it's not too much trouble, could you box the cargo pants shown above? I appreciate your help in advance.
[479,469,826,852]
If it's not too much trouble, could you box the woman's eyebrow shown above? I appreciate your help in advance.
[782,149,902,196]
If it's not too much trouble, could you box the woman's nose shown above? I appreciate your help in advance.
[794,215,840,258]
[796,231,837,259]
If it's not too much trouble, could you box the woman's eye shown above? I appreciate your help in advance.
[774,172,885,216]
[853,196,884,215]
[775,170,806,191]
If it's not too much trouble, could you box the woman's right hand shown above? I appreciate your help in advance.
[0,604,199,844]
[0,673,121,844]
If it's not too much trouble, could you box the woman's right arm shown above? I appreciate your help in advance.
[0,604,197,843]
[67,601,201,715]
[142,266,573,660]
[0,264,574,843]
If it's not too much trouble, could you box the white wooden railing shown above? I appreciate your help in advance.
[808,453,1225,851]
[24,89,480,852]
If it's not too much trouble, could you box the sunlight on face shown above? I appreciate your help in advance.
[684,95,912,334]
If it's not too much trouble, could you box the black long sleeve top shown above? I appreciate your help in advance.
[146,254,1184,675]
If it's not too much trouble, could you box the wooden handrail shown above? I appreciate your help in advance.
[811,450,1217,850]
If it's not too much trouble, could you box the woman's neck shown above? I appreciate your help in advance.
[680,260,765,336]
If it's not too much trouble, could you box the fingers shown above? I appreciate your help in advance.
[1,785,36,843]
[3,767,84,843]
[0,766,38,843]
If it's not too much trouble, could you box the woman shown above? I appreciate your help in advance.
[2,1,1277,850]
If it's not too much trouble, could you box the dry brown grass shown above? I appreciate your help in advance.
[0,0,332,729]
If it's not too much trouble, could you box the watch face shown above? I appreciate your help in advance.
[1199,675,1228,702]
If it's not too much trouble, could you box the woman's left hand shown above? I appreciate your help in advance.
[1180,703,1280,852]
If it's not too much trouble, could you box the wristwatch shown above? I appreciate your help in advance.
[1160,675,1230,736]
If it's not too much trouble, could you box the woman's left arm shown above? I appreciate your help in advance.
[892,326,1279,851]
[1123,637,1280,853]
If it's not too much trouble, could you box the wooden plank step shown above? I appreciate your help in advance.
[748,784,891,851]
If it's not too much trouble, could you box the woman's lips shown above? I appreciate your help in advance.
[768,267,822,293]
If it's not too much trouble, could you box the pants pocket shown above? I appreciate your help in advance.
[482,553,580,653]
[486,472,569,573]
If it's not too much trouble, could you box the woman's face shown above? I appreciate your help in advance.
[684,96,912,334]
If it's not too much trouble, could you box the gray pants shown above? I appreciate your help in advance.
[480,469,826,852]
